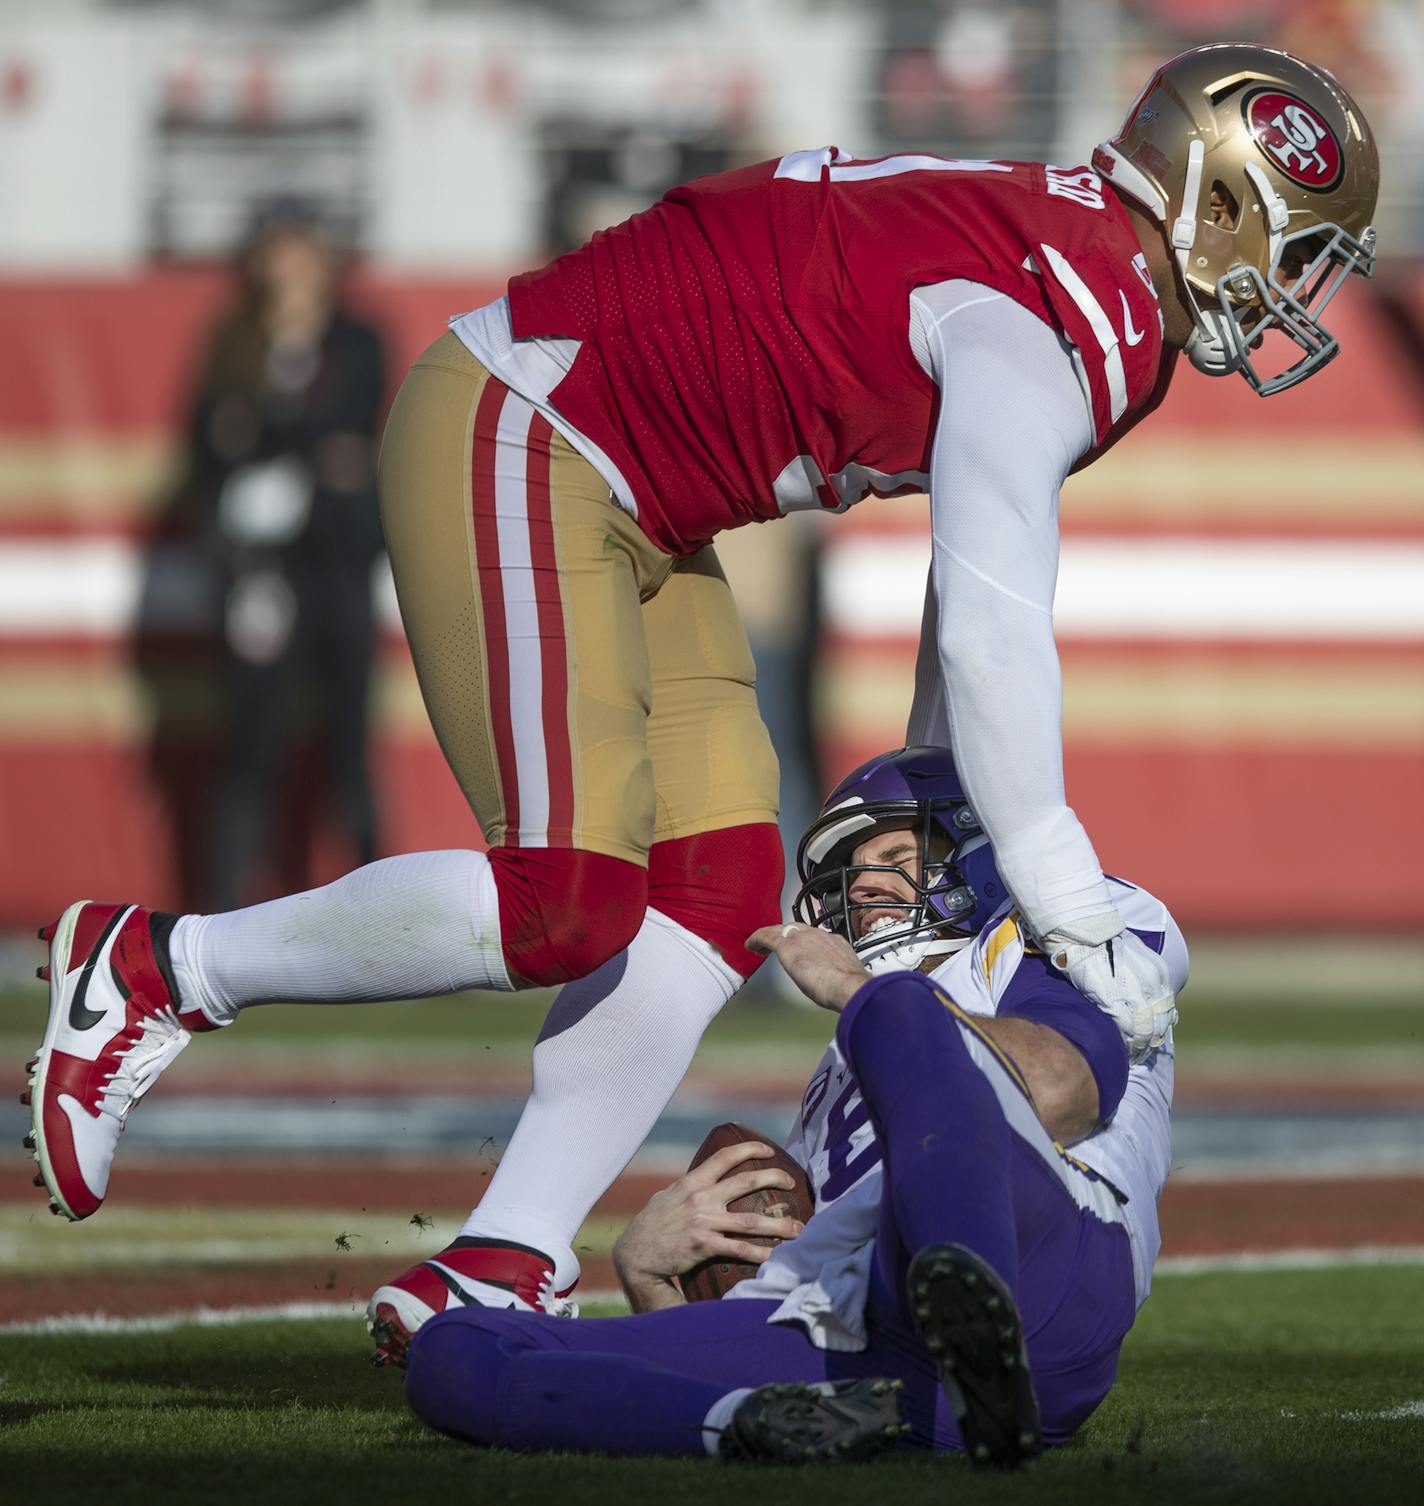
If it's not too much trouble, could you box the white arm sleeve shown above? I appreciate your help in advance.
[906,280,1116,938]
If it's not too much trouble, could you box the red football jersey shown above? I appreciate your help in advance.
[509,148,1173,557]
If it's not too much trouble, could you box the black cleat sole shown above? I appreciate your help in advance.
[908,1243,1043,1470]
[721,1378,910,1463]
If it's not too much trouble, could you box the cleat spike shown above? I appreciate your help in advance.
[25,1058,36,1073]
[23,1132,35,1149]
[907,1244,1042,1471]
[49,1199,63,1216]
[33,1172,45,1187]
[37,965,50,982]
[20,1089,31,1106]
[38,921,56,942]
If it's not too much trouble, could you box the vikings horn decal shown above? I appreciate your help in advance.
[1242,88,1345,192]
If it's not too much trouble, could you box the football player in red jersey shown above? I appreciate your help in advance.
[25,46,1377,1356]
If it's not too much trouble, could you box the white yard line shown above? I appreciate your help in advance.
[1167,1156,1424,1183]
[1335,1401,1424,1421]
[0,1292,627,1335]
[1155,1245,1424,1276]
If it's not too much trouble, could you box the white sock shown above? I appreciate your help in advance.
[170,850,512,1025]
[458,908,741,1280]
[702,1388,754,1457]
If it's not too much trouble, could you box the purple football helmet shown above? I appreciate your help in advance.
[792,746,1009,973]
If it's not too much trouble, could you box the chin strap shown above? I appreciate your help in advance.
[861,932,972,977]
[1167,137,1250,377]
[1243,159,1289,266]
[1098,136,1227,371]
[1170,137,1221,354]
[1171,137,1205,276]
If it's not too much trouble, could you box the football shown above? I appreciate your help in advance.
[679,1121,815,1303]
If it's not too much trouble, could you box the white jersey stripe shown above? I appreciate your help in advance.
[492,389,550,847]
[1038,242,1129,423]
[450,298,640,522]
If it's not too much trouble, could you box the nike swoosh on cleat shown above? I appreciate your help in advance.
[423,1261,518,1306]
[68,908,128,1032]
[1119,290,1145,347]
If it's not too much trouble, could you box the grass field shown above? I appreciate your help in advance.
[3,939,1421,1502]
[4,1265,1422,1506]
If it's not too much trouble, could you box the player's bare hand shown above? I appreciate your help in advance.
[612,1140,805,1293]
[746,923,872,1013]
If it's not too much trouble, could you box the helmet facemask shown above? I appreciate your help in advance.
[792,799,985,976]
[1192,214,1376,395]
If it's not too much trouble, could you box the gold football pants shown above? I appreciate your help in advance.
[377,333,780,865]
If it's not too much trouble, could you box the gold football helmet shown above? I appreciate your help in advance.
[1093,44,1379,394]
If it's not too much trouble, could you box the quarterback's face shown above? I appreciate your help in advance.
[845,823,923,940]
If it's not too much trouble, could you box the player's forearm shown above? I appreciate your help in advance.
[976,1015,1099,1144]
[919,289,1114,941]
[934,594,1114,939]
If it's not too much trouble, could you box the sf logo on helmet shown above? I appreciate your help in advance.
[1243,89,1344,190]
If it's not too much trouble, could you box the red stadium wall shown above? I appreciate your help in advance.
[1,270,1422,930]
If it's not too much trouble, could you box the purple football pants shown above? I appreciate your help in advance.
[404,973,1138,1456]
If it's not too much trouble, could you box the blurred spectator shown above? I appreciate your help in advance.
[875,0,1059,159]
[185,201,387,911]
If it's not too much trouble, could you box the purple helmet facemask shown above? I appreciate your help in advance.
[791,746,1009,975]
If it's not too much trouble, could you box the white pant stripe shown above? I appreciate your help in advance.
[491,387,550,847]
[955,1015,1127,1229]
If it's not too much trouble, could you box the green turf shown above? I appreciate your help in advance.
[2,1265,1420,1505]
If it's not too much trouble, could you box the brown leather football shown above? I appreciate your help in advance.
[679,1121,815,1303]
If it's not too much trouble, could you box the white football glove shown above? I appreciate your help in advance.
[1041,914,1177,1065]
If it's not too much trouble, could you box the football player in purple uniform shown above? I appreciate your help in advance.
[401,747,1186,1467]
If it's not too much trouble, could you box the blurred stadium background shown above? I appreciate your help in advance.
[1,0,1422,1344]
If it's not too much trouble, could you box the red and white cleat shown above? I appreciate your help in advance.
[24,902,217,1221]
[366,1238,580,1367]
